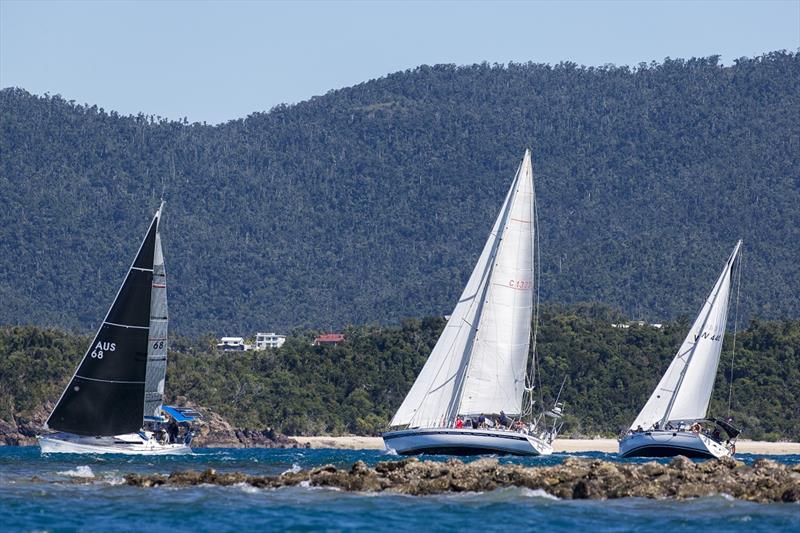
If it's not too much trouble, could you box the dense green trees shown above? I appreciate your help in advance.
[2,309,798,440]
[1,52,798,335]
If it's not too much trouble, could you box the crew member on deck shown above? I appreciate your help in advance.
[499,411,510,428]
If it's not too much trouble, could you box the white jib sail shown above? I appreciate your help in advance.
[143,209,168,421]
[457,151,534,417]
[630,240,741,430]
[390,151,531,428]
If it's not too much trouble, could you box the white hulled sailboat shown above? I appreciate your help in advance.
[38,204,196,455]
[383,150,562,456]
[619,241,742,459]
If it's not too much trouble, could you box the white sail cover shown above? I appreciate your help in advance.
[630,241,741,430]
[390,151,535,428]
[143,206,168,421]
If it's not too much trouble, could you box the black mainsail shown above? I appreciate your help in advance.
[45,207,163,436]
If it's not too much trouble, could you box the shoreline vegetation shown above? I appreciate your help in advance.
[2,310,798,444]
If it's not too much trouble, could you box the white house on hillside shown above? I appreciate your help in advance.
[254,332,286,350]
[217,337,246,351]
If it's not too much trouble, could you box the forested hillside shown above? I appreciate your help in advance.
[1,52,798,334]
[1,308,798,440]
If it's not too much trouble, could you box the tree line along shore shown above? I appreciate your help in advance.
[1,305,798,443]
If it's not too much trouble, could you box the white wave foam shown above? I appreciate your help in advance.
[383,448,398,456]
[281,463,302,475]
[234,482,262,494]
[57,465,94,478]
[520,488,559,500]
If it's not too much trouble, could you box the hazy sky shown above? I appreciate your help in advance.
[2,0,798,124]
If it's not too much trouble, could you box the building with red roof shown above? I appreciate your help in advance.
[313,333,345,346]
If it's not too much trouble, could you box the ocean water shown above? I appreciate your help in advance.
[0,447,797,532]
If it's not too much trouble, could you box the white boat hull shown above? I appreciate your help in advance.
[618,430,731,459]
[383,428,552,456]
[38,432,192,455]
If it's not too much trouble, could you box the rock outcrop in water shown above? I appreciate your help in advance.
[187,404,301,448]
[121,456,800,503]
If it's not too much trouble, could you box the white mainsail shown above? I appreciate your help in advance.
[390,150,535,428]
[630,240,742,431]
[143,206,168,421]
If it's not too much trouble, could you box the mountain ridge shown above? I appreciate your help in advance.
[1,51,798,335]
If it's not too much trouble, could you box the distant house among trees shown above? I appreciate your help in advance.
[254,332,286,350]
[313,333,345,346]
[217,332,287,352]
[217,337,247,351]
[611,321,663,330]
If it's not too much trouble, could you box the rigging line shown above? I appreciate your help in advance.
[727,247,743,417]
[533,178,545,410]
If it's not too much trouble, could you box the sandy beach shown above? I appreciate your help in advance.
[291,436,800,455]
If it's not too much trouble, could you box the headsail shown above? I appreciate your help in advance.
[45,207,163,436]
[143,219,168,422]
[390,150,535,428]
[630,240,742,431]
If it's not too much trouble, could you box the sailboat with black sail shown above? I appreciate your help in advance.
[383,150,563,456]
[619,241,743,459]
[38,204,197,455]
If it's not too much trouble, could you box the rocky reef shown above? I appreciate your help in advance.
[121,456,800,503]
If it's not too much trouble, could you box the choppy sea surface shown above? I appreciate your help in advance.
[0,447,797,532]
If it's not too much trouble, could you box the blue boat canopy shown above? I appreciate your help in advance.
[161,405,200,422]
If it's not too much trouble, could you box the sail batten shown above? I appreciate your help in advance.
[390,151,536,428]
[103,321,150,329]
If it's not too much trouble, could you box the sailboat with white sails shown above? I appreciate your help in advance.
[38,203,197,455]
[383,150,562,456]
[619,241,742,459]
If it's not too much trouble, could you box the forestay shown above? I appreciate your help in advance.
[630,241,742,431]
[390,151,535,428]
